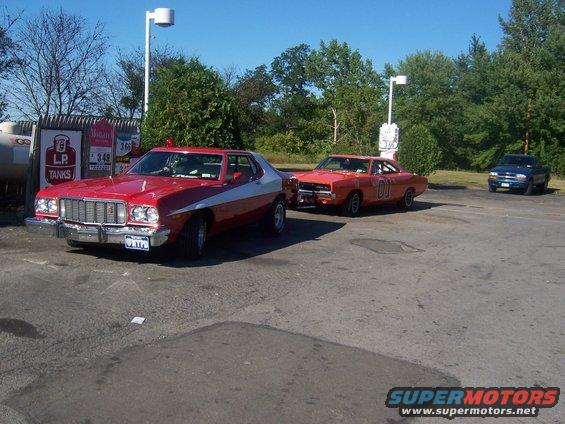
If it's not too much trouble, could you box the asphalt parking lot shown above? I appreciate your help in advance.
[0,188,563,424]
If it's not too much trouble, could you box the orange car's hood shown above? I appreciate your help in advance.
[293,169,365,184]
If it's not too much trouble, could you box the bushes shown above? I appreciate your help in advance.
[398,125,442,176]
[254,131,305,154]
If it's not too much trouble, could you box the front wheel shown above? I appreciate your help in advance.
[178,213,207,259]
[340,191,361,217]
[261,197,286,236]
[538,178,549,194]
[397,188,415,211]
[523,180,533,196]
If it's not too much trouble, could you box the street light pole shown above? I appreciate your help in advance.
[387,75,407,125]
[143,8,175,117]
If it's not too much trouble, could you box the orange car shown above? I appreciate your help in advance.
[294,155,427,216]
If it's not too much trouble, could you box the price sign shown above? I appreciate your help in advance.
[379,123,399,151]
[88,119,115,172]
[89,148,112,171]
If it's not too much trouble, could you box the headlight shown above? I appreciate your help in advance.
[131,206,146,221]
[516,174,528,181]
[489,172,498,177]
[130,205,159,223]
[47,199,58,213]
[146,207,159,223]
[35,197,57,214]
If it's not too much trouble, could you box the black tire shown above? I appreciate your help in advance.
[489,185,497,193]
[261,197,287,236]
[178,213,207,259]
[66,239,85,248]
[340,191,361,217]
[397,188,415,211]
[523,179,533,196]
[537,178,548,194]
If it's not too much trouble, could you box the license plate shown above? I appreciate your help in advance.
[501,183,510,187]
[124,235,149,251]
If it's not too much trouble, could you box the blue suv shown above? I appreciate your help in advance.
[488,155,551,195]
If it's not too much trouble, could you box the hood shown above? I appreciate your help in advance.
[38,174,222,205]
[293,169,363,184]
[491,165,532,174]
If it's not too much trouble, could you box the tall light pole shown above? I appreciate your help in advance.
[387,75,407,125]
[144,8,175,116]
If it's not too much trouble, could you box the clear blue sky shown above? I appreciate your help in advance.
[4,0,512,73]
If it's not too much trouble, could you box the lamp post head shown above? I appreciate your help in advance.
[153,8,175,27]
[393,75,408,85]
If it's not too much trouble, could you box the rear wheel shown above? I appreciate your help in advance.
[340,191,361,217]
[397,188,415,211]
[523,180,533,196]
[178,213,207,259]
[261,197,286,236]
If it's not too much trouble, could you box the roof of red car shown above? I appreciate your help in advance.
[328,154,392,161]
[150,147,249,154]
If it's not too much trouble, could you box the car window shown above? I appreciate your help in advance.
[382,162,400,174]
[225,155,257,181]
[128,152,223,180]
[316,157,369,173]
[371,161,383,175]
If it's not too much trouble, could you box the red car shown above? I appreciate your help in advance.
[25,148,298,258]
[294,155,427,216]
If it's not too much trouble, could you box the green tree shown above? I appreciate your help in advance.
[306,39,384,154]
[232,65,276,145]
[398,124,442,176]
[142,58,240,149]
[391,51,466,168]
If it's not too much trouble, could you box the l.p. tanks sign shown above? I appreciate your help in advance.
[39,129,82,189]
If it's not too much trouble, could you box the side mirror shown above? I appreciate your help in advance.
[230,171,243,184]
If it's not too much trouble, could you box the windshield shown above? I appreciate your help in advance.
[316,156,370,173]
[127,152,223,180]
[498,155,535,167]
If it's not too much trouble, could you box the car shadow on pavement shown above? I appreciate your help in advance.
[69,217,345,267]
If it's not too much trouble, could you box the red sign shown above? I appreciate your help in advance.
[45,134,77,185]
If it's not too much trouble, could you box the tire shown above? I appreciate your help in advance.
[178,213,207,259]
[489,185,497,193]
[340,191,361,217]
[397,188,415,211]
[66,239,85,248]
[537,178,548,194]
[523,179,533,196]
[261,197,287,236]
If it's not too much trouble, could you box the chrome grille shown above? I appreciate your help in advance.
[60,198,126,225]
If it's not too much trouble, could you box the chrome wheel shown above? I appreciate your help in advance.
[405,190,414,207]
[274,203,285,232]
[351,193,360,214]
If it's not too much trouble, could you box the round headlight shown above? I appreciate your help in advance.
[146,207,159,223]
[132,206,146,221]
[35,198,47,212]
[47,199,58,213]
